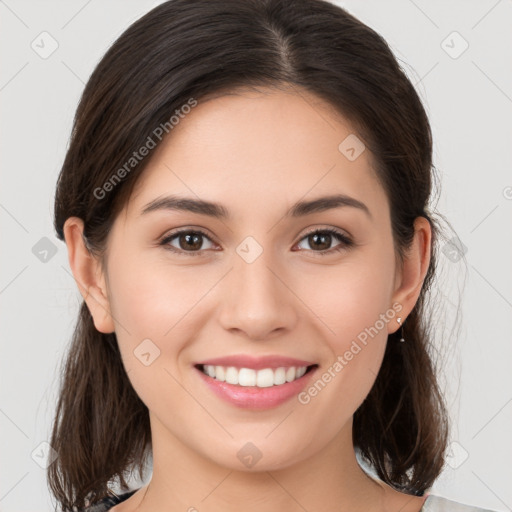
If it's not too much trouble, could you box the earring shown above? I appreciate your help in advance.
[106,488,120,499]
[397,317,405,343]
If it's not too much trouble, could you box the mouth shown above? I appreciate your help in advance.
[194,363,318,388]
[193,361,319,410]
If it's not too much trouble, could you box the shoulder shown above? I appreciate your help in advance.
[422,494,498,512]
[82,490,139,512]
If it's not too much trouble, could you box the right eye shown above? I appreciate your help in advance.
[159,229,217,256]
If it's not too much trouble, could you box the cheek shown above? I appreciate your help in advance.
[105,258,224,400]
[293,250,396,349]
[107,256,220,339]
[291,250,395,407]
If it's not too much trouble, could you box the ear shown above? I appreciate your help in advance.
[63,217,115,334]
[388,216,431,334]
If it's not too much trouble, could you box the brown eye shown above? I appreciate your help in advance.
[307,232,332,251]
[178,232,203,251]
[296,228,353,255]
[160,229,216,255]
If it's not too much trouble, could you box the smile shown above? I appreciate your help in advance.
[197,364,316,387]
[194,362,319,410]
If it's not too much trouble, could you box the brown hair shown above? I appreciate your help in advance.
[49,0,451,508]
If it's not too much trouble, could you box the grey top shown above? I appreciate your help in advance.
[420,495,496,511]
[356,449,497,511]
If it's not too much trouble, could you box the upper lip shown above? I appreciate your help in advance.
[195,355,317,370]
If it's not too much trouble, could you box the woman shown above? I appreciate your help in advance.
[48,0,495,510]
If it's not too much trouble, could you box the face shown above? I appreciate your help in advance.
[85,87,410,471]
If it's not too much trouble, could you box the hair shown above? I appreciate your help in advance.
[49,0,451,509]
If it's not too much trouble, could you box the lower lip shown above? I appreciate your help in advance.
[195,366,318,410]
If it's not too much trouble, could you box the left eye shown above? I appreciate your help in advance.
[295,229,352,254]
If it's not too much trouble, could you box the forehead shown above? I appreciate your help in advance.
[124,87,386,221]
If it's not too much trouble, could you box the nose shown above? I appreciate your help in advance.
[218,247,298,341]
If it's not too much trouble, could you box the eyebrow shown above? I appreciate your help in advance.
[140,193,371,220]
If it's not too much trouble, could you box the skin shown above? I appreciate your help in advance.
[64,86,431,512]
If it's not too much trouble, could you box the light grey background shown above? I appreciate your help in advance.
[1,1,511,511]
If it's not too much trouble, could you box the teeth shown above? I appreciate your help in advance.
[225,366,239,385]
[215,366,225,381]
[256,368,274,388]
[202,365,309,387]
[274,367,286,385]
[239,368,256,386]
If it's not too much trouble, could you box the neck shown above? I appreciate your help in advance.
[135,415,387,512]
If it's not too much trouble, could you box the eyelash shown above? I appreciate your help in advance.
[159,227,353,257]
